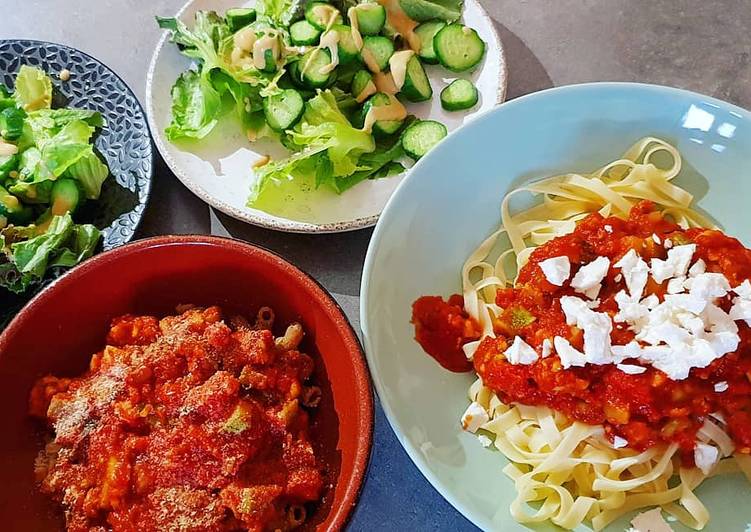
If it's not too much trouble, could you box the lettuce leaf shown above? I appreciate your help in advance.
[257,0,302,26]
[14,65,52,112]
[249,90,375,202]
[397,0,464,22]
[164,69,221,140]
[66,150,109,199]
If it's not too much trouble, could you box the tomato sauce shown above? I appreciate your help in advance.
[29,306,324,532]
[411,294,480,372]
[412,202,751,464]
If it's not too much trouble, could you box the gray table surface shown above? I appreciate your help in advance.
[4,1,751,530]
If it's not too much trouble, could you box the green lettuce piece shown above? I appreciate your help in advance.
[331,139,406,193]
[49,223,100,267]
[165,69,222,140]
[398,0,463,22]
[257,0,301,26]
[249,90,375,201]
[0,106,27,140]
[14,65,53,112]
[9,180,54,204]
[66,150,109,199]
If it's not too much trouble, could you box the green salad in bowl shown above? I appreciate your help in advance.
[0,66,108,293]
[157,0,487,210]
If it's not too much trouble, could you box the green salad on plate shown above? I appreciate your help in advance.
[157,0,486,211]
[0,66,109,293]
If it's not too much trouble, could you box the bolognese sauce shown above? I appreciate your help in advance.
[413,202,751,465]
[29,305,325,532]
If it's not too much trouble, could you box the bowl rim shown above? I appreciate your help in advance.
[144,0,507,234]
[359,81,751,529]
[0,38,155,244]
[0,234,374,531]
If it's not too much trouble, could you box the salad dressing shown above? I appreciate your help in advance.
[252,31,281,70]
[355,80,377,103]
[318,30,341,74]
[377,0,421,52]
[362,94,406,132]
[0,140,18,157]
[346,6,365,50]
[389,50,414,91]
[360,47,398,94]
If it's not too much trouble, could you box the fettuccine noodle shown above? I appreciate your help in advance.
[460,138,750,530]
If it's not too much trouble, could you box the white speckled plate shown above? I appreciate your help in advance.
[146,0,506,233]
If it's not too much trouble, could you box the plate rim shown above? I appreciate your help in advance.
[145,0,507,234]
[0,38,155,245]
[360,81,751,531]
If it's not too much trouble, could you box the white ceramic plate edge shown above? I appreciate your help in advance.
[145,0,507,233]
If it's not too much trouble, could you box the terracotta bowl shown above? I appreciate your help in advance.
[0,236,373,531]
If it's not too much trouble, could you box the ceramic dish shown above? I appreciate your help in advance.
[0,236,373,531]
[146,0,506,233]
[360,83,751,531]
[0,40,153,321]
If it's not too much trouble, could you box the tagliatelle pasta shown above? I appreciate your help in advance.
[462,137,716,337]
[469,379,751,530]
[443,138,751,531]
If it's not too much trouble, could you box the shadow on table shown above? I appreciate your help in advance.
[492,19,554,99]
[213,211,373,298]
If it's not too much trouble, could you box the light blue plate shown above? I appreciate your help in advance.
[360,83,751,531]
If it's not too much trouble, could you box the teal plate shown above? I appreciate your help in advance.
[360,83,751,531]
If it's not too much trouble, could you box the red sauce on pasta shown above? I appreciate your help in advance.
[29,306,325,532]
[412,202,751,464]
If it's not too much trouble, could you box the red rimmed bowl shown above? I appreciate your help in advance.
[0,236,373,531]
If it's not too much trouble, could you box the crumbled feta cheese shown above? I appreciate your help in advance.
[612,435,629,448]
[666,276,686,294]
[539,256,571,286]
[604,224,613,233]
[664,293,706,314]
[714,381,729,392]
[631,508,673,532]
[694,443,719,474]
[730,297,751,323]
[733,279,751,299]
[461,402,489,433]
[462,340,481,360]
[617,363,647,374]
[614,249,649,299]
[664,239,673,249]
[504,336,539,365]
[477,434,493,448]
[541,338,552,358]
[559,296,612,364]
[612,341,642,361]
[688,259,706,277]
[650,244,696,283]
[688,272,730,300]
[642,294,659,309]
[652,233,661,245]
[553,336,587,368]
[571,256,610,299]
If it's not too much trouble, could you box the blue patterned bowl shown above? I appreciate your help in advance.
[0,40,153,315]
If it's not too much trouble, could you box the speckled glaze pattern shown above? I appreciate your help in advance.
[0,40,153,321]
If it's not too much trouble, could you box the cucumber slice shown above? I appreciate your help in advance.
[434,24,486,72]
[414,20,445,64]
[263,89,305,131]
[329,24,360,64]
[259,48,277,73]
[440,79,478,111]
[50,178,80,215]
[226,8,256,32]
[364,92,403,137]
[298,48,333,88]
[351,3,386,36]
[290,20,321,46]
[305,2,343,31]
[402,120,447,160]
[360,36,394,72]
[351,70,376,102]
[400,55,432,102]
